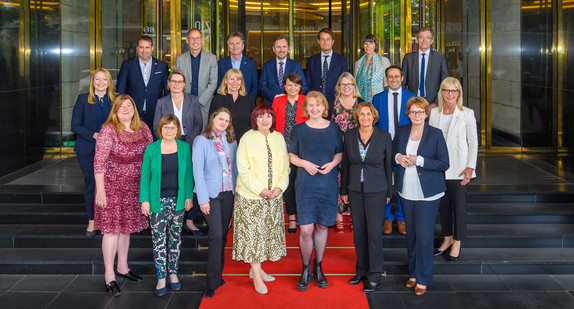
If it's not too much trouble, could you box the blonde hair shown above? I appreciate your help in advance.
[334,72,360,98]
[217,69,247,96]
[88,68,116,104]
[103,95,143,132]
[437,77,464,112]
[302,91,329,118]
[406,97,430,120]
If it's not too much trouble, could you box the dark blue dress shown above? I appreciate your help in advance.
[288,122,343,226]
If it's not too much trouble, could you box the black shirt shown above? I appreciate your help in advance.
[161,152,179,197]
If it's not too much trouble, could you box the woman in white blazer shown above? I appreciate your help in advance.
[429,77,478,262]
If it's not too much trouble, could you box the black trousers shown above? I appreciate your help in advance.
[77,153,95,220]
[203,191,234,290]
[283,163,297,216]
[439,180,467,240]
[349,185,386,284]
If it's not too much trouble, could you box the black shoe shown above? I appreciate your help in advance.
[296,264,313,291]
[86,230,97,238]
[363,281,381,293]
[433,245,451,256]
[448,247,462,262]
[220,278,226,287]
[313,258,328,288]
[288,220,297,234]
[116,270,143,283]
[105,281,121,296]
[348,275,365,285]
[204,289,215,298]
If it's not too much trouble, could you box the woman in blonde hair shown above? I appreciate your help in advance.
[94,94,154,296]
[209,68,256,141]
[71,68,116,238]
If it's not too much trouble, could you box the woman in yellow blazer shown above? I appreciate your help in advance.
[429,77,478,262]
[140,114,194,296]
[232,104,290,295]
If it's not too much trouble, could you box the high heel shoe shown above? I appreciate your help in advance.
[249,268,275,282]
[288,219,297,234]
[433,245,452,256]
[334,220,344,234]
[253,280,268,295]
[448,247,462,262]
[167,276,181,290]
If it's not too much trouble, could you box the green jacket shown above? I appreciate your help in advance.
[140,139,194,213]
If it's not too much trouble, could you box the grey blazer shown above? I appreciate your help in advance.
[174,50,218,128]
[153,93,203,146]
[401,50,449,105]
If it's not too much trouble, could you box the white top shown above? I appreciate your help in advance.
[439,113,453,139]
[398,138,444,201]
[417,50,430,96]
[387,87,403,140]
[172,98,186,135]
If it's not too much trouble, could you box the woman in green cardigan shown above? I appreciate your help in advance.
[140,114,194,297]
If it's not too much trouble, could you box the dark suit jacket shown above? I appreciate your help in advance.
[305,52,349,102]
[71,93,112,156]
[153,93,203,144]
[259,58,308,105]
[116,57,169,124]
[392,123,450,197]
[372,87,416,132]
[401,50,449,105]
[340,127,393,196]
[217,55,258,100]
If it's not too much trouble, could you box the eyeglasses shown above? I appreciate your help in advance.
[162,126,178,131]
[169,80,185,84]
[441,89,459,95]
[340,83,354,88]
[409,111,426,116]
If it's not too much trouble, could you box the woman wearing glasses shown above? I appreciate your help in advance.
[429,77,478,262]
[393,97,449,296]
[329,72,364,233]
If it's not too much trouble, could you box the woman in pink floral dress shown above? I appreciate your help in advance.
[94,94,153,296]
[329,72,364,233]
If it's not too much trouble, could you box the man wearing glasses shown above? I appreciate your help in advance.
[175,28,218,128]
[401,27,449,109]
[372,65,416,235]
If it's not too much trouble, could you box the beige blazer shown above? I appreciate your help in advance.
[429,106,478,180]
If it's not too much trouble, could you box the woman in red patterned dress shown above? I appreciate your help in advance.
[94,94,154,296]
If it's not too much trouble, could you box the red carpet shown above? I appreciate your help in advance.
[199,216,369,309]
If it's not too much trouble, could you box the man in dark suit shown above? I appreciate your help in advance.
[372,65,417,235]
[175,28,218,129]
[116,35,169,131]
[305,28,348,102]
[401,27,449,108]
[217,32,258,100]
[259,35,308,105]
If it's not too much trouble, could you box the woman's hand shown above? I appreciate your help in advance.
[301,160,320,175]
[95,191,107,208]
[259,188,273,199]
[269,187,283,199]
[459,168,474,186]
[397,154,411,168]
[200,202,211,215]
[406,154,418,166]
[341,195,349,204]
[386,197,391,204]
[141,202,151,217]
[318,161,337,174]
[184,199,193,211]
[93,132,98,140]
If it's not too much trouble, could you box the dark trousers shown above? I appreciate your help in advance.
[77,153,95,220]
[203,191,234,290]
[283,163,297,216]
[401,197,440,286]
[349,186,386,284]
[185,193,200,221]
[439,180,468,240]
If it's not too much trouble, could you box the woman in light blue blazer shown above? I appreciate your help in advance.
[192,107,238,299]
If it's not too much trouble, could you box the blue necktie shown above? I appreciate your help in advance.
[322,55,329,95]
[419,53,426,97]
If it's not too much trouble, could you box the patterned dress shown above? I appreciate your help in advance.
[233,138,287,263]
[94,123,153,234]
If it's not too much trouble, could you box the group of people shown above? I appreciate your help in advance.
[70,25,477,299]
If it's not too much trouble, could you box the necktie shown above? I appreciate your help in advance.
[322,55,329,95]
[419,53,426,97]
[393,92,399,131]
[278,61,284,90]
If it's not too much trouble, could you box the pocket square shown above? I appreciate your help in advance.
[154,71,162,74]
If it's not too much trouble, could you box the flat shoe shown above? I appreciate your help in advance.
[348,275,365,285]
[249,268,275,282]
[168,278,181,290]
[116,270,143,283]
[405,279,416,288]
[86,230,97,238]
[254,280,268,295]
[204,289,215,298]
[105,281,121,296]
[415,285,427,296]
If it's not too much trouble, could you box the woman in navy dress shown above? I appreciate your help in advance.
[288,91,343,292]
[71,68,115,238]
